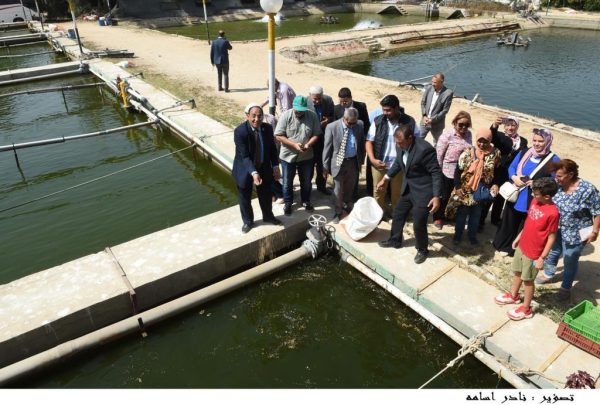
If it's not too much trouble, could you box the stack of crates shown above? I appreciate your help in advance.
[556,300,600,359]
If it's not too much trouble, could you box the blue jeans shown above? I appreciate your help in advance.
[281,158,313,205]
[543,230,585,290]
[454,204,482,242]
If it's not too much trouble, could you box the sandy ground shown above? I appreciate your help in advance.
[73,20,600,306]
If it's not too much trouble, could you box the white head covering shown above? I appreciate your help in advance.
[309,85,323,95]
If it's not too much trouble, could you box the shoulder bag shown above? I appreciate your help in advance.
[499,152,555,203]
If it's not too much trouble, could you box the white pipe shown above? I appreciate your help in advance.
[0,246,311,386]
[0,69,83,86]
[340,252,537,389]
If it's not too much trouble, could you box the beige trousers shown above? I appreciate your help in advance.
[372,167,403,217]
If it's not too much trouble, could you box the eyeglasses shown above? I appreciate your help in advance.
[457,122,469,129]
[477,138,490,144]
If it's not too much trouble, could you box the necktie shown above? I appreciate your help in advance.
[336,127,349,166]
[254,129,262,168]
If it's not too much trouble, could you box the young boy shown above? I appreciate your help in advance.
[494,177,559,320]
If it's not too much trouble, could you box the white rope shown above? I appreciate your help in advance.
[0,144,194,214]
[419,331,492,389]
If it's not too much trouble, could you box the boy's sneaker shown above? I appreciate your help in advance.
[494,292,522,305]
[507,305,533,321]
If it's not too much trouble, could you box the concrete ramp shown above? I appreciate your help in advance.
[378,6,408,16]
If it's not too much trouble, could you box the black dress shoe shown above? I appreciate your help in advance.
[414,250,428,264]
[264,216,282,225]
[284,203,292,216]
[317,187,332,195]
[378,239,402,249]
[302,202,314,212]
[242,223,252,234]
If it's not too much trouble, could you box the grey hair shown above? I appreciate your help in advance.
[309,85,323,95]
[343,107,359,120]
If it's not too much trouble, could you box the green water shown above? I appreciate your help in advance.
[0,41,69,70]
[20,255,508,388]
[323,27,600,132]
[0,75,236,283]
[160,13,436,42]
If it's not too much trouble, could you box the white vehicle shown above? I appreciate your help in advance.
[0,3,38,23]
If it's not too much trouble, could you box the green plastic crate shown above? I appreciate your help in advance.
[563,300,600,344]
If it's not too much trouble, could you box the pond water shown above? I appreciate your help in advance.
[323,27,600,132]
[160,13,437,42]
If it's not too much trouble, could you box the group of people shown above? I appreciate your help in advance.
[230,71,600,319]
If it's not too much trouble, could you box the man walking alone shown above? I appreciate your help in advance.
[210,30,232,92]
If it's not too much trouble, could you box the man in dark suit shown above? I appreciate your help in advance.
[333,87,371,197]
[307,85,335,195]
[232,103,282,233]
[420,72,453,146]
[210,30,232,92]
[323,107,366,223]
[376,124,443,264]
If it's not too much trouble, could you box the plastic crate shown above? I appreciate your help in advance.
[556,322,600,359]
[563,300,600,344]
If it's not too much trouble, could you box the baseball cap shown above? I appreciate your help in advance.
[292,95,308,112]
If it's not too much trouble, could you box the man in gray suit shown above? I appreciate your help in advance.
[323,107,365,223]
[420,73,453,146]
[210,30,232,92]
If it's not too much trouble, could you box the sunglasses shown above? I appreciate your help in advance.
[477,138,490,144]
[456,122,470,129]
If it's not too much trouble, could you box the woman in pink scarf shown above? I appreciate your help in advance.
[493,128,560,256]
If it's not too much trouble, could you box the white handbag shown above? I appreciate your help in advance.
[499,182,522,203]
[499,152,555,203]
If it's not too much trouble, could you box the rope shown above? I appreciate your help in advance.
[0,144,194,214]
[419,331,491,389]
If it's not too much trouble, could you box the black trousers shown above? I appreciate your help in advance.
[216,63,229,91]
[390,192,431,253]
[432,175,455,222]
[492,202,526,255]
[311,136,326,190]
[237,177,273,226]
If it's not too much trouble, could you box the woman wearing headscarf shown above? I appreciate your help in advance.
[433,111,473,229]
[537,159,600,301]
[446,128,500,245]
[493,128,560,256]
[479,116,529,229]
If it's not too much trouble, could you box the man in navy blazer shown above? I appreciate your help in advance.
[420,73,453,146]
[233,104,282,233]
[376,124,443,264]
[210,30,232,92]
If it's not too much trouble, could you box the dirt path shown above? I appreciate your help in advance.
[74,20,600,306]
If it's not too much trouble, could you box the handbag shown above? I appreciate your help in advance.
[473,183,494,202]
[499,152,555,203]
[499,182,521,203]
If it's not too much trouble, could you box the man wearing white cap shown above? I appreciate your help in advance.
[232,103,282,233]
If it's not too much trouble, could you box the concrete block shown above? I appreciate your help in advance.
[0,252,132,368]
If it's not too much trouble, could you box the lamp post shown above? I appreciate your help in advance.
[260,0,283,116]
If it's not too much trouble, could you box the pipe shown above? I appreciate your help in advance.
[0,82,105,98]
[0,246,311,386]
[340,252,537,389]
[0,69,83,86]
[0,121,157,152]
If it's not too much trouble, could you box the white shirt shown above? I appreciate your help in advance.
[367,119,399,168]
[427,90,441,117]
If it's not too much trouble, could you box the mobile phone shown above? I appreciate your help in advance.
[520,176,530,182]
[502,117,509,126]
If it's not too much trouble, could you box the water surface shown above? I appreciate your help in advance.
[160,13,437,41]
[323,27,600,131]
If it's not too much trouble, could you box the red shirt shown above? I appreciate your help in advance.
[519,199,559,260]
